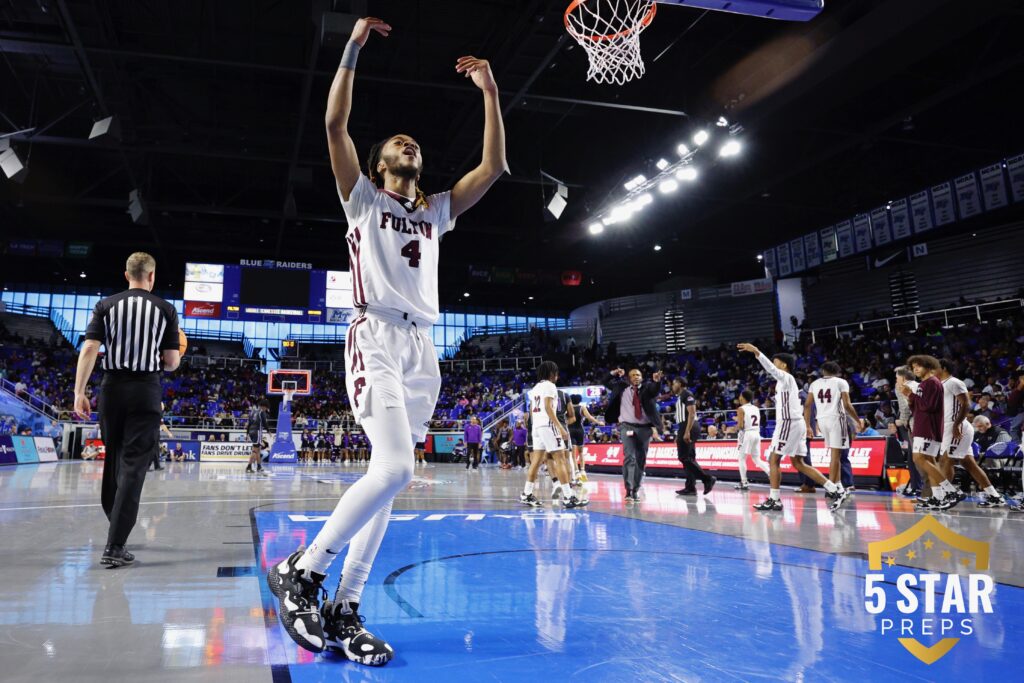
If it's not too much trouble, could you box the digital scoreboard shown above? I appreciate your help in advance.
[184,261,353,324]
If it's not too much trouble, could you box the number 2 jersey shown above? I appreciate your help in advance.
[340,174,456,324]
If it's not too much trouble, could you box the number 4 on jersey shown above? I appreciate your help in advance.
[817,388,833,403]
[401,240,421,268]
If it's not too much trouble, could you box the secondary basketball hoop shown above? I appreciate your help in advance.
[564,0,657,85]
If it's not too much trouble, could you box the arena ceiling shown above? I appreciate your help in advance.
[2,0,1023,312]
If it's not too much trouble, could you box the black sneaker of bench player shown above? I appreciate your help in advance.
[976,494,1006,508]
[322,600,394,666]
[734,482,750,491]
[915,496,944,510]
[753,498,783,511]
[675,488,697,496]
[267,547,326,653]
[101,545,135,567]
[703,476,717,495]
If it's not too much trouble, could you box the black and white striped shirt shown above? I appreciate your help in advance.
[84,289,179,374]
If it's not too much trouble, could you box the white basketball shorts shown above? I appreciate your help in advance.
[532,424,567,453]
[912,436,941,458]
[818,415,851,450]
[941,421,975,460]
[345,310,440,443]
[737,430,761,457]
[769,419,808,458]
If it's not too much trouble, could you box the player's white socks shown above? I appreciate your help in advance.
[524,480,536,496]
[984,485,999,497]
[337,499,393,602]
[295,393,415,577]
[769,488,781,501]
[938,480,955,495]
[561,482,574,499]
[737,455,748,483]
[823,480,838,494]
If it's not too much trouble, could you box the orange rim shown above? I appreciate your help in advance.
[564,0,657,42]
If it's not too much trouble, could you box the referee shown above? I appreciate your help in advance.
[74,252,181,568]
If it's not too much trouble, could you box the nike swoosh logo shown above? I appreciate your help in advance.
[874,253,900,268]
[325,548,340,555]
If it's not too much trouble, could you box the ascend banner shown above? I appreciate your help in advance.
[33,437,58,462]
[582,438,887,477]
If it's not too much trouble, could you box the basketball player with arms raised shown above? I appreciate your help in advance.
[268,16,506,666]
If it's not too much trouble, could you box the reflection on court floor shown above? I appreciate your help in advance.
[253,508,1022,682]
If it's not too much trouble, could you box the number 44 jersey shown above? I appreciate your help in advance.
[340,174,456,324]
[809,376,850,419]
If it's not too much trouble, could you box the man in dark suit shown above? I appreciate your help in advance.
[604,367,665,502]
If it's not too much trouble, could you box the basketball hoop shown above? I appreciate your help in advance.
[282,388,296,406]
[564,0,657,85]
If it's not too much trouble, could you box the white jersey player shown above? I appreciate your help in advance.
[521,361,583,509]
[734,390,767,490]
[268,16,507,667]
[737,343,842,512]
[804,362,863,511]
[936,360,1004,507]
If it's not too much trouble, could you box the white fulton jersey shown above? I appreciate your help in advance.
[942,376,969,424]
[755,353,804,422]
[340,174,456,324]
[809,376,850,419]
[739,404,760,432]
[529,381,559,430]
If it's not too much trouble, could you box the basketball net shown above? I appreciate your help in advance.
[282,389,295,407]
[564,0,657,85]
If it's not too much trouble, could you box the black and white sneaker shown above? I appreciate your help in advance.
[915,496,945,510]
[976,494,1006,508]
[267,547,327,653]
[520,493,542,507]
[101,545,135,567]
[941,491,963,510]
[829,488,850,513]
[753,498,783,511]
[563,495,589,509]
[322,599,394,666]
[734,482,750,491]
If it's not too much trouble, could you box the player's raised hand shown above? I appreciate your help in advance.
[611,368,625,378]
[351,17,391,46]
[737,342,759,355]
[456,56,498,93]
[652,371,664,383]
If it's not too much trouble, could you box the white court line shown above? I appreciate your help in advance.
[0,494,515,513]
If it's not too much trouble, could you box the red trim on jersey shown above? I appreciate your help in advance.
[347,317,367,373]
[347,227,366,307]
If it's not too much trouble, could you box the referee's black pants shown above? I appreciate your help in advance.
[99,376,162,547]
[676,433,709,489]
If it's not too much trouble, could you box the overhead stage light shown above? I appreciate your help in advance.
[624,174,647,191]
[675,166,698,182]
[692,130,709,147]
[716,116,729,127]
[658,179,678,194]
[0,140,28,183]
[719,140,742,158]
[655,158,669,171]
[588,222,604,235]
[653,244,662,252]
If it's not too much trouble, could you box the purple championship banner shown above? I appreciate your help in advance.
[954,172,982,219]
[803,232,821,268]
[979,163,1009,211]
[775,242,792,276]
[929,182,955,226]
[852,214,873,252]
[869,206,892,246]
[819,225,838,262]
[889,198,912,240]
[835,220,854,258]
[789,237,806,273]
[909,190,934,233]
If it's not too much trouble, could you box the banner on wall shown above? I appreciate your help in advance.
[775,242,792,277]
[0,436,17,465]
[889,198,912,240]
[909,190,934,233]
[762,248,776,277]
[954,172,982,219]
[819,226,838,262]
[869,207,892,246]
[33,437,57,462]
[979,163,1008,211]
[835,220,854,258]
[161,440,201,461]
[789,238,806,272]
[1007,153,1024,203]
[12,435,38,463]
[929,182,955,227]
[852,214,872,252]
[730,278,772,297]
[432,434,463,454]
[581,439,887,478]
[803,232,821,268]
[199,442,254,462]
